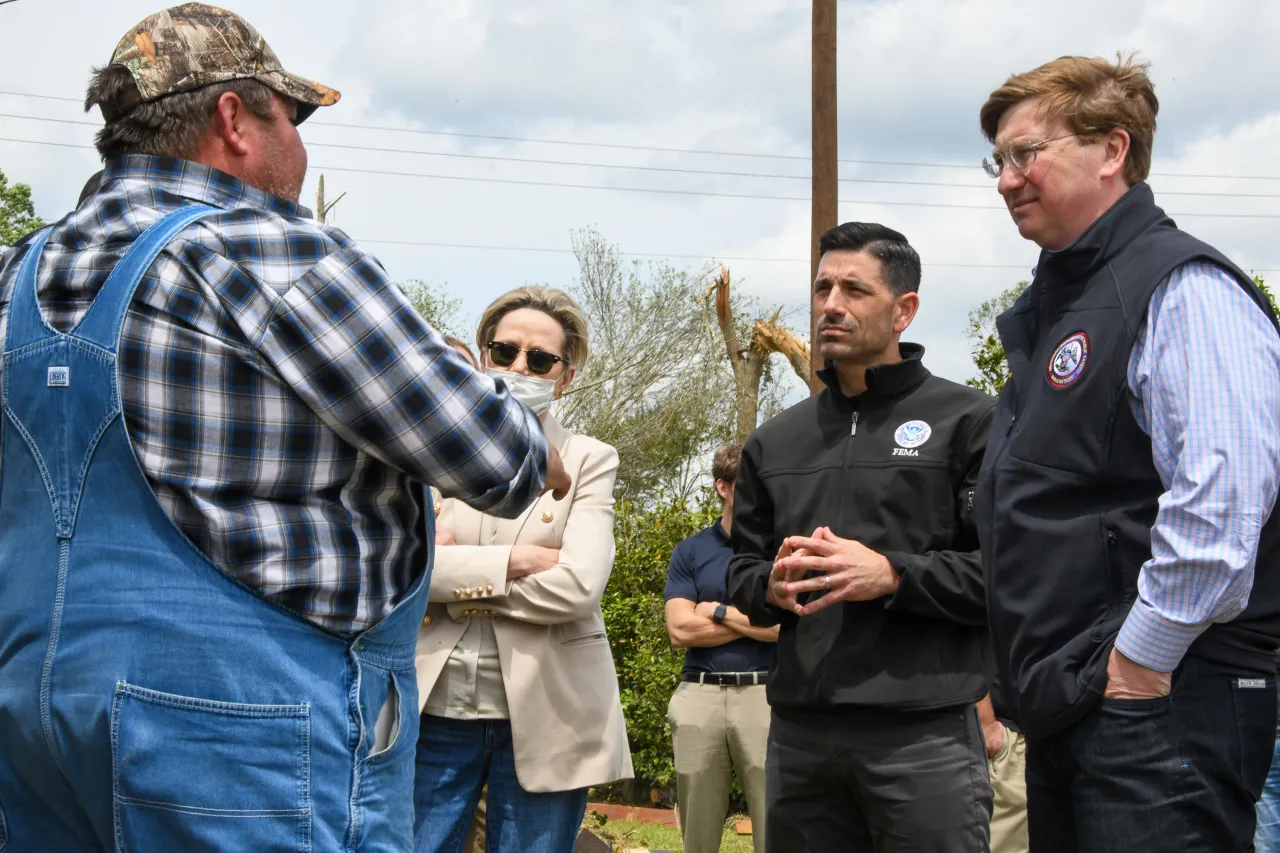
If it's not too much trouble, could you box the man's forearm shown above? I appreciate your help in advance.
[669,618,741,648]
[722,606,780,643]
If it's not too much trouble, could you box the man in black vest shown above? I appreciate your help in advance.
[728,222,996,852]
[975,55,1280,852]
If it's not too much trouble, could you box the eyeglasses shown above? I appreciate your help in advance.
[982,134,1080,178]
[486,340,567,376]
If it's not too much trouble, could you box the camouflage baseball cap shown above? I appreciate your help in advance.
[106,3,340,124]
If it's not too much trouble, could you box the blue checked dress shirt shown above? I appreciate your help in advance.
[0,156,548,634]
[1116,261,1280,672]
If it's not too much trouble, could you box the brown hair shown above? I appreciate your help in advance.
[979,54,1159,186]
[711,443,742,485]
[444,335,477,368]
[475,286,589,368]
[85,65,275,162]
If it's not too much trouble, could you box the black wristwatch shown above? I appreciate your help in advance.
[712,603,728,625]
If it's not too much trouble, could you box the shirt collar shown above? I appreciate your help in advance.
[709,518,730,545]
[99,155,315,219]
[816,342,931,402]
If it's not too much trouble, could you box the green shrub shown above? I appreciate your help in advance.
[602,493,718,789]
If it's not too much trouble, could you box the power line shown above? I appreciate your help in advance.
[4,135,1280,220]
[356,238,1039,269]
[3,128,1276,271]
[3,111,1278,200]
[1,88,1278,182]
[339,239,1280,276]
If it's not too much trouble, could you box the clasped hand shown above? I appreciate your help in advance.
[765,526,899,617]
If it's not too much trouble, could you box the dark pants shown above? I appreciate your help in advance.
[1026,655,1277,852]
[765,704,993,853]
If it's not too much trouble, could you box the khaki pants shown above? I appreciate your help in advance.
[988,724,1029,853]
[668,681,770,853]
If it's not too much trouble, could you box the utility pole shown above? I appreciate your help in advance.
[810,0,837,393]
[315,174,346,225]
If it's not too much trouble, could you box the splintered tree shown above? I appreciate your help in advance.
[314,174,346,225]
[556,229,737,502]
[706,266,811,443]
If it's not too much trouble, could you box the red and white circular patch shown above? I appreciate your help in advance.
[1047,332,1089,388]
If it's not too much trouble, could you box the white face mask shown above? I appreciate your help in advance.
[487,367,557,415]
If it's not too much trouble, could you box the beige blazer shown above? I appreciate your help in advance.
[416,415,634,793]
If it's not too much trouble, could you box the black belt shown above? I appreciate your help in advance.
[682,671,769,687]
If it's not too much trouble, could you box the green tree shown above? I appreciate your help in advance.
[397,279,467,341]
[1254,274,1279,316]
[963,282,1026,397]
[599,492,718,792]
[965,275,1280,395]
[557,229,743,502]
[0,169,46,248]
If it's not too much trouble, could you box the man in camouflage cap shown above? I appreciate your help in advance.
[104,2,340,124]
[0,4,567,852]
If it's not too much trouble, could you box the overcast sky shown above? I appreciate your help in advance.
[3,0,1279,397]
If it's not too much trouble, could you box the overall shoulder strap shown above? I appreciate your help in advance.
[4,227,59,353]
[73,205,217,353]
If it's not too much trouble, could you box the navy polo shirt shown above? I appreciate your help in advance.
[664,519,774,676]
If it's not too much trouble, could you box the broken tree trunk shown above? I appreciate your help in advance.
[711,266,766,443]
[753,310,811,386]
[709,267,812,442]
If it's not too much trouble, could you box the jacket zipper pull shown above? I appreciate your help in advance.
[851,411,859,436]
[1005,414,1016,436]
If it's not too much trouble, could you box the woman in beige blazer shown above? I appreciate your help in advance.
[413,287,633,853]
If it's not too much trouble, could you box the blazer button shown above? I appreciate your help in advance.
[434,502,442,518]
[453,589,462,599]
[486,584,494,595]
[422,614,433,627]
[541,510,554,523]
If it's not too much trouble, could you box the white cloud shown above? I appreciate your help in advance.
[2,0,1278,392]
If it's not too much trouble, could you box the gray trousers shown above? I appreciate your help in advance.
[765,705,993,853]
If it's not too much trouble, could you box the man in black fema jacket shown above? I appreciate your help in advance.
[727,222,997,853]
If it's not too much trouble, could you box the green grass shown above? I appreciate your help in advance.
[584,814,755,852]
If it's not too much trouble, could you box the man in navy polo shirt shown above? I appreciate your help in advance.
[665,443,778,853]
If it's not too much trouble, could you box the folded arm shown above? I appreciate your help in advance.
[476,443,620,625]
[665,599,739,648]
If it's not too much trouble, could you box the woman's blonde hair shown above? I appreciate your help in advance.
[475,286,590,368]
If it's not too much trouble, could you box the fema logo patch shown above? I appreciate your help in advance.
[894,420,932,449]
[1047,332,1089,389]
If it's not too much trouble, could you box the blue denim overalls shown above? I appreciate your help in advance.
[0,207,431,852]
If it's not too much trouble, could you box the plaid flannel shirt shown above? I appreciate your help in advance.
[0,156,548,634]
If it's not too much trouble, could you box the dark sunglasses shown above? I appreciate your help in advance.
[486,341,567,376]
